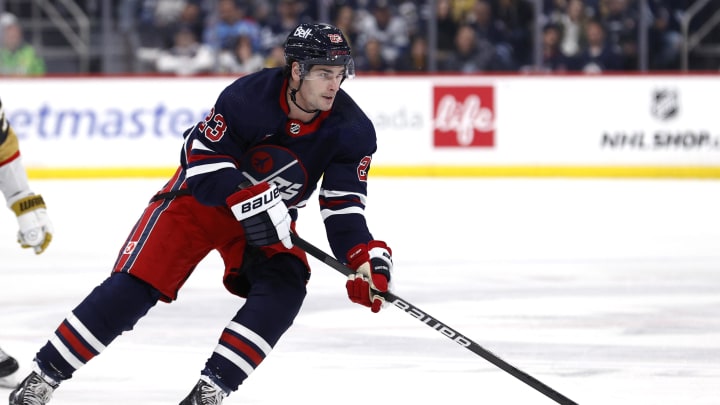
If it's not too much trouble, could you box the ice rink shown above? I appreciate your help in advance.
[1,177,719,404]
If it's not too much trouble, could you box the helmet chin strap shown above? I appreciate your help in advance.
[289,80,320,114]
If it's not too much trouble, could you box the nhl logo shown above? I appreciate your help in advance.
[289,122,301,134]
[651,89,678,121]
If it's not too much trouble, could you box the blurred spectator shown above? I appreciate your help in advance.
[600,0,639,70]
[355,0,409,66]
[176,1,209,42]
[263,43,286,68]
[0,13,45,76]
[492,0,535,67]
[545,0,568,18]
[547,0,599,23]
[452,0,478,21]
[333,4,359,50]
[135,0,205,49]
[441,24,497,73]
[394,34,429,72]
[355,36,394,72]
[469,0,515,69]
[155,26,215,75]
[204,0,261,51]
[435,0,460,63]
[574,19,623,72]
[551,0,589,58]
[218,34,265,74]
[540,24,571,71]
[259,0,309,55]
[648,0,683,70]
[395,1,422,38]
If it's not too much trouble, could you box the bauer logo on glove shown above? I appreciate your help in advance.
[236,186,282,217]
[227,182,293,249]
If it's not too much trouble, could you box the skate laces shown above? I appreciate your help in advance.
[16,373,56,405]
[198,376,226,405]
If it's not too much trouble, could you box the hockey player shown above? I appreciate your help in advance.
[9,23,393,405]
[0,96,53,389]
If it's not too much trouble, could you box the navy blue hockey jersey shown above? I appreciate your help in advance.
[177,67,378,261]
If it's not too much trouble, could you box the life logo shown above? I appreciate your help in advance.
[433,86,495,147]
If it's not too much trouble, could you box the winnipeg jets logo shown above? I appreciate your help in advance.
[240,145,309,206]
[251,151,273,173]
[293,26,312,39]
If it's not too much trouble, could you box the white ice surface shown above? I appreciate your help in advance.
[1,177,719,404]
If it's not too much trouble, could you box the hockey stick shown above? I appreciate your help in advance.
[290,233,579,405]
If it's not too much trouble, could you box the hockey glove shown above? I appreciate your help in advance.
[346,241,393,313]
[9,193,53,254]
[227,182,292,249]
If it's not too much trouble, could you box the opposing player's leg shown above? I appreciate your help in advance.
[0,347,20,388]
[180,251,309,404]
[9,272,162,405]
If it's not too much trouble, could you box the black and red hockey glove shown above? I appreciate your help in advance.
[346,240,393,313]
[227,182,292,249]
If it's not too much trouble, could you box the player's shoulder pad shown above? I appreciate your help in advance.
[218,68,284,110]
[331,89,376,140]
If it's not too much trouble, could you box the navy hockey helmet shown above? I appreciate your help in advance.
[284,23,355,79]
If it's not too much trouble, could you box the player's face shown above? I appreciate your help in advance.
[297,65,345,111]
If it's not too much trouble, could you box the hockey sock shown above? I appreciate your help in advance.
[202,254,308,392]
[35,272,161,381]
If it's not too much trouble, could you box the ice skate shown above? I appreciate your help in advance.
[179,375,227,405]
[8,371,58,405]
[0,348,20,388]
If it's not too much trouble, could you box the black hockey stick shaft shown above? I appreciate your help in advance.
[290,233,578,405]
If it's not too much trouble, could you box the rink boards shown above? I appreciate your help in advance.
[2,73,719,179]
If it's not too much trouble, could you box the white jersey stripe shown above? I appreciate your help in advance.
[49,335,85,370]
[186,162,236,178]
[214,345,256,376]
[226,321,272,355]
[190,138,213,151]
[319,189,367,206]
[67,314,106,353]
[321,206,365,221]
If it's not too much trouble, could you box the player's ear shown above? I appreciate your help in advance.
[292,62,301,80]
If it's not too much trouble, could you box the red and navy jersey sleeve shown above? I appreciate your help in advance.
[318,95,378,262]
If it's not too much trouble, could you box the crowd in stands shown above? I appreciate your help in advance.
[0,0,701,76]
[0,12,45,75]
